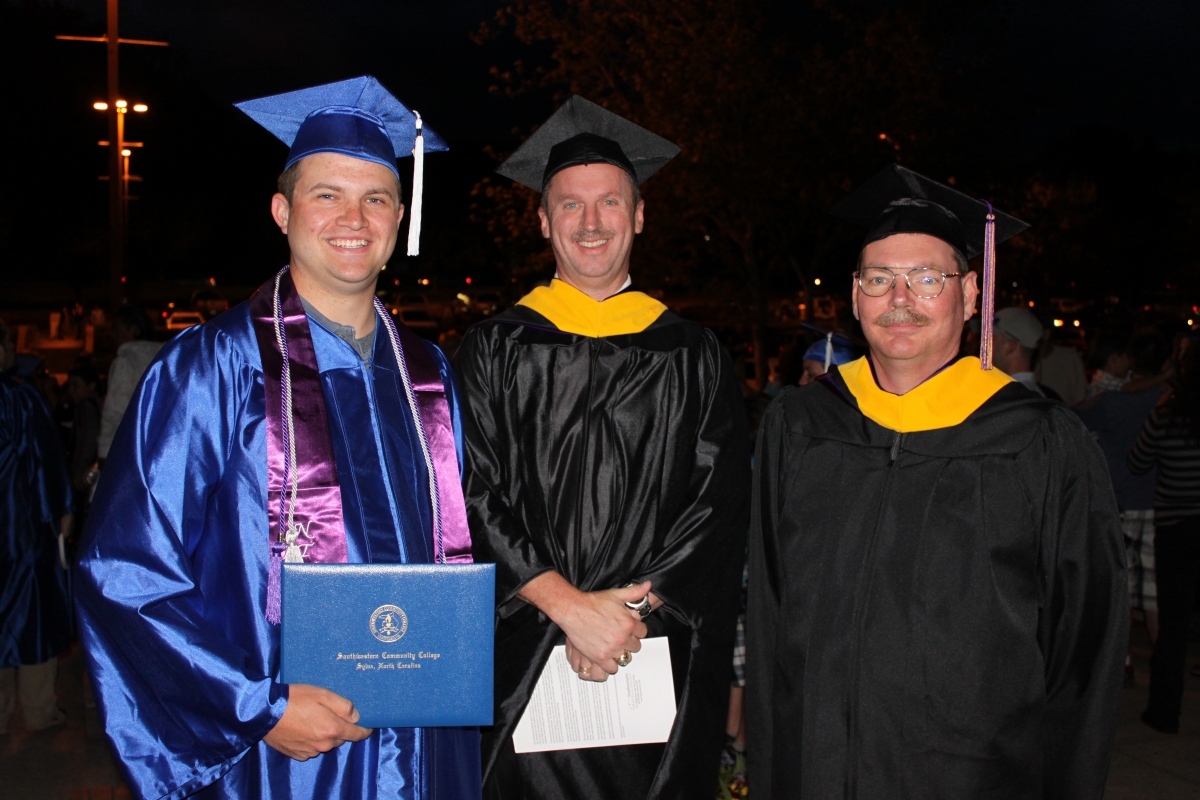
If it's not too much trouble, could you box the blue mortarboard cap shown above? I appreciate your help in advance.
[234,76,448,180]
[800,322,861,371]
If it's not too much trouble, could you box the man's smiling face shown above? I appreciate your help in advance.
[271,152,404,294]
[538,162,644,286]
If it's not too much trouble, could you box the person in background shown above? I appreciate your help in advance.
[64,364,101,503]
[0,319,74,734]
[1075,333,1171,683]
[985,307,1054,397]
[1086,331,1133,399]
[1036,325,1087,406]
[798,330,862,385]
[96,307,161,466]
[1128,340,1200,734]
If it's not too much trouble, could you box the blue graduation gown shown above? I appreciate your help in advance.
[75,303,482,800]
[0,374,73,668]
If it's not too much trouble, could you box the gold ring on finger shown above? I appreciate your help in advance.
[616,650,632,667]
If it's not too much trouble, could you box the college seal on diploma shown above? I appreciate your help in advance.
[370,605,408,642]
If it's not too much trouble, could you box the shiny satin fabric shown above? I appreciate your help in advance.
[75,301,480,800]
[455,305,750,799]
[251,269,348,570]
[0,375,73,668]
[746,374,1128,799]
[386,313,473,565]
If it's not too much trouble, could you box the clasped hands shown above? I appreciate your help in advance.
[519,571,658,683]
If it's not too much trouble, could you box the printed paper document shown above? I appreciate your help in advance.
[512,636,677,753]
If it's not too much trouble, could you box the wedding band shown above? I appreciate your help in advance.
[616,650,632,667]
[580,667,591,675]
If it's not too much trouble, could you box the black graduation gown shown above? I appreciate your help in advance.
[455,302,750,800]
[746,367,1128,799]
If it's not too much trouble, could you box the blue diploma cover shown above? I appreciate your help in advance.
[280,563,495,728]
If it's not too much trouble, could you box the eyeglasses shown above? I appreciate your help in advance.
[855,266,962,298]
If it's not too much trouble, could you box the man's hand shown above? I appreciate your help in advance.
[263,684,373,761]
[519,573,650,678]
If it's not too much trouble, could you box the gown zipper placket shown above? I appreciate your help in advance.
[844,428,903,799]
[572,338,601,580]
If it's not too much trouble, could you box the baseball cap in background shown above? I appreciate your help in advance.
[971,307,1043,349]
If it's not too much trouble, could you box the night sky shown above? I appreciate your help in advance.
[2,0,1197,295]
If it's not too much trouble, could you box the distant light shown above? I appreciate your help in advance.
[168,302,175,309]
[162,312,168,318]
[393,279,399,286]
[132,103,148,113]
[391,308,399,314]
[878,133,887,140]
[1012,281,1018,288]
[380,264,387,271]
[1189,319,1195,326]
[1073,320,1081,327]
[465,277,473,285]
[813,278,821,286]
[1028,301,1035,308]
[93,101,108,111]
[419,278,430,286]
[1053,319,1064,327]
[704,235,711,241]
[115,99,127,109]
[121,276,127,283]
[121,148,131,157]
[457,293,471,304]
[208,277,216,286]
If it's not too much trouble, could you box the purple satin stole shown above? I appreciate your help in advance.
[251,267,472,624]
[376,301,473,565]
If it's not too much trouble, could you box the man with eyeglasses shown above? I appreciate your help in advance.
[745,166,1126,799]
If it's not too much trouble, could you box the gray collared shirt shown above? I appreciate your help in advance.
[299,297,376,362]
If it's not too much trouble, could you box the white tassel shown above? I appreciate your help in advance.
[406,112,424,257]
[824,333,833,371]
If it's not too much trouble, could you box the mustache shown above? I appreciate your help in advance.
[874,306,933,327]
[571,228,617,243]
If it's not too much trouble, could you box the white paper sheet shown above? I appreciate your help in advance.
[512,636,677,753]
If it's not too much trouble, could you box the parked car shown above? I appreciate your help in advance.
[165,311,205,331]
[389,305,438,332]
[191,289,230,319]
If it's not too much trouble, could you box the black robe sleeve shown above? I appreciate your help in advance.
[456,328,558,616]
[633,332,750,624]
[1033,407,1128,798]
[744,393,790,792]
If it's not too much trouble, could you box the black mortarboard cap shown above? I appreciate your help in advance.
[830,165,1027,260]
[497,96,680,192]
[831,165,1031,371]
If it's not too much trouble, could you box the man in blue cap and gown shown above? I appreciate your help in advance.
[76,77,482,800]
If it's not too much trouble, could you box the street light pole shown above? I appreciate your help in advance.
[106,0,121,304]
[56,0,167,307]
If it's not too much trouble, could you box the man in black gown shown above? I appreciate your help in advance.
[457,96,750,799]
[746,166,1127,799]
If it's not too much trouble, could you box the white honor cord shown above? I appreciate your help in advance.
[406,112,424,257]
[272,271,303,562]
[375,298,445,562]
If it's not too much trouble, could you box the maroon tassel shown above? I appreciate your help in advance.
[979,203,997,370]
[266,540,287,625]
